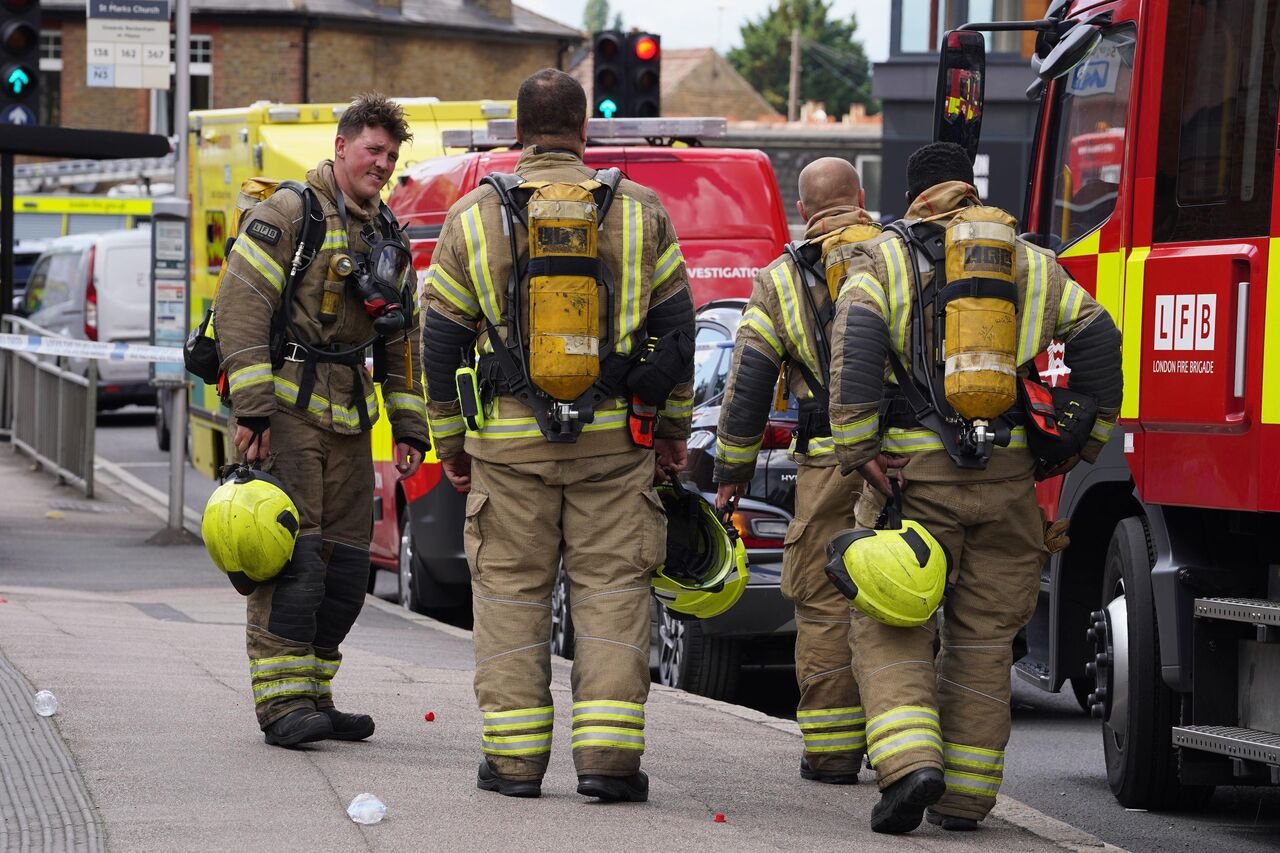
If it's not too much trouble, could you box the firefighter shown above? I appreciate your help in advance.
[828,142,1122,833]
[217,94,430,747]
[713,157,878,785]
[421,69,695,801]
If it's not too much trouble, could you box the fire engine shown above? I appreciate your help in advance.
[942,0,1280,810]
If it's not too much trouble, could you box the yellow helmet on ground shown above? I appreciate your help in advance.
[652,480,748,620]
[202,465,300,594]
[824,485,950,628]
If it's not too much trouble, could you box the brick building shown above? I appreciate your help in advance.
[38,0,582,134]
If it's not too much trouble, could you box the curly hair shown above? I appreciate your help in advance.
[338,93,413,144]
[906,142,974,200]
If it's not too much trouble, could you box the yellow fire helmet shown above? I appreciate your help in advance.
[202,465,301,593]
[823,485,950,628]
[651,480,748,620]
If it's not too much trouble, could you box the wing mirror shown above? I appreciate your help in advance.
[933,30,987,162]
[1036,22,1103,81]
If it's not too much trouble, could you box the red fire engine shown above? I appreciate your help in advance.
[943,0,1280,810]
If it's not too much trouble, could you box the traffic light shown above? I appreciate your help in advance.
[628,33,660,118]
[592,30,626,119]
[0,0,39,125]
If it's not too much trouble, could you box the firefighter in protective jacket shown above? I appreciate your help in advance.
[216,94,430,747]
[714,157,878,784]
[422,69,695,802]
[828,143,1122,833]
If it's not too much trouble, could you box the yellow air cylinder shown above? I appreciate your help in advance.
[942,206,1018,421]
[526,183,602,401]
[820,223,882,301]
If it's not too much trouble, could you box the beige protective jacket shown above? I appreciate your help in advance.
[828,181,1122,483]
[215,161,429,444]
[422,148,695,464]
[713,207,877,483]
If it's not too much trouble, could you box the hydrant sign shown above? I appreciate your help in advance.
[85,0,171,90]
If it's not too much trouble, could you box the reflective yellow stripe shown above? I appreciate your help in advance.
[273,377,377,427]
[228,363,273,394]
[429,265,481,317]
[572,700,645,724]
[1265,238,1280,423]
[771,262,819,378]
[841,271,888,318]
[832,413,878,446]
[1121,247,1149,420]
[485,705,554,720]
[1057,280,1087,331]
[321,228,348,251]
[430,414,466,438]
[1095,250,1125,331]
[386,391,427,417]
[483,732,553,755]
[881,239,911,357]
[802,731,867,752]
[715,438,761,464]
[617,196,644,355]
[249,655,315,677]
[252,678,315,704]
[571,726,645,750]
[742,306,784,357]
[797,706,866,730]
[468,407,627,440]
[314,658,340,676]
[944,769,1001,798]
[866,705,939,742]
[461,204,500,327]
[881,426,1026,454]
[231,235,286,293]
[660,397,693,419]
[796,434,834,456]
[943,742,1005,772]
[1090,418,1116,445]
[1018,244,1049,364]
[867,728,943,765]
[483,706,554,731]
[654,242,684,288]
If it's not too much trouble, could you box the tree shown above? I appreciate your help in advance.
[728,0,875,119]
[583,0,609,33]
[611,11,623,31]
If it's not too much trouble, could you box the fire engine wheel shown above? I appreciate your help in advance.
[398,506,427,615]
[1092,517,1213,810]
[550,565,576,660]
[655,606,740,701]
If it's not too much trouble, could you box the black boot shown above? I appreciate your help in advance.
[263,708,333,747]
[800,756,860,785]
[869,767,945,834]
[477,760,542,798]
[576,770,649,802]
[320,708,375,741]
[926,809,979,831]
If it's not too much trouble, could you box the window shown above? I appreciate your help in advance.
[1042,25,1136,249]
[38,30,61,126]
[1153,0,1280,243]
[968,0,1025,53]
[157,34,213,135]
[692,344,731,406]
[898,0,956,54]
[22,253,78,315]
[893,0,1031,56]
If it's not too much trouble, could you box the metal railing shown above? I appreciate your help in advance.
[1,315,96,496]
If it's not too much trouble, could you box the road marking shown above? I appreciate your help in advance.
[116,462,172,468]
[93,456,202,537]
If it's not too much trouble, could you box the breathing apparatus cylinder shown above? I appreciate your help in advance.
[320,253,352,325]
[941,207,1018,421]
[820,223,883,301]
[526,183,602,401]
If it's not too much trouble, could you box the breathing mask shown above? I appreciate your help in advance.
[351,224,413,335]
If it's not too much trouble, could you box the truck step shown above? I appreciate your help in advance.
[1193,597,1280,627]
[1173,725,1280,767]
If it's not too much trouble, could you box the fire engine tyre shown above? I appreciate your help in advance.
[398,505,428,615]
[655,605,740,701]
[550,565,576,660]
[1098,517,1213,811]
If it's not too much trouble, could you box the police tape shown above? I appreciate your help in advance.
[0,333,184,364]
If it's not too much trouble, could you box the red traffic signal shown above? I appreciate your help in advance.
[633,36,658,62]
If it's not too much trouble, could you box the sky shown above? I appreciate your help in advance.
[517,0,892,63]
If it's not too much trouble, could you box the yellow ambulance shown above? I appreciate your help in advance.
[184,97,511,572]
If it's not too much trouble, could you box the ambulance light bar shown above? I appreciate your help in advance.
[441,117,728,150]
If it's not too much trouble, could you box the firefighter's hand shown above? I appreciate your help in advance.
[715,482,747,514]
[233,424,271,463]
[1035,454,1081,481]
[655,438,688,482]
[395,442,424,480]
[858,453,909,497]
[442,452,472,493]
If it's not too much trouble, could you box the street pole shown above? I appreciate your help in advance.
[168,0,190,533]
[787,27,800,123]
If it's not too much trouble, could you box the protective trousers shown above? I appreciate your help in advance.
[242,411,374,728]
[849,476,1046,821]
[465,449,663,782]
[782,464,866,776]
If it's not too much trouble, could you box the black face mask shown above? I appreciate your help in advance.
[352,227,412,335]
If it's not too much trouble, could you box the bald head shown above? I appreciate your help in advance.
[796,157,864,221]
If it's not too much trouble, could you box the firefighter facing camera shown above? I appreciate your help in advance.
[827,141,1122,834]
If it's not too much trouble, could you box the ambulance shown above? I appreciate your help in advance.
[183,98,512,576]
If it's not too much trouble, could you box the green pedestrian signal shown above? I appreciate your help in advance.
[7,67,29,94]
[598,98,618,119]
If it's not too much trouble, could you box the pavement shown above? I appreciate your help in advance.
[0,444,1123,852]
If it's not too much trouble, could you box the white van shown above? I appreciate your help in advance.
[20,229,155,410]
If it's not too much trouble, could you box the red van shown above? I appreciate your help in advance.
[371,118,789,617]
